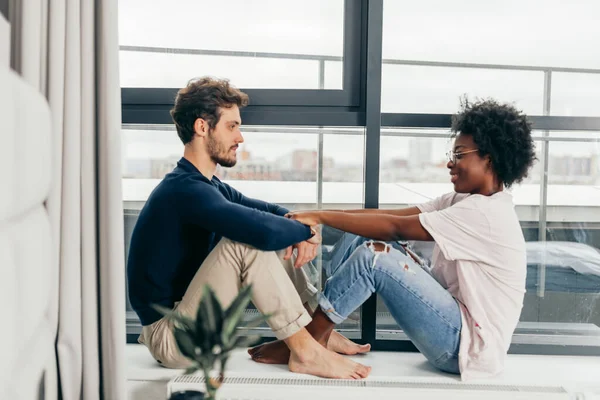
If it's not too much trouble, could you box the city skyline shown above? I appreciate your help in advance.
[123,135,599,186]
[119,0,600,189]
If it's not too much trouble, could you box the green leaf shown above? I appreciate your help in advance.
[151,304,196,332]
[203,367,219,399]
[222,334,261,353]
[192,324,210,354]
[198,353,216,371]
[173,327,199,361]
[230,334,261,350]
[223,313,272,348]
[243,313,272,329]
[218,354,230,375]
[221,285,253,341]
[184,365,200,375]
[196,286,224,346]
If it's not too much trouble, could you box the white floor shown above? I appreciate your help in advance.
[127,344,600,400]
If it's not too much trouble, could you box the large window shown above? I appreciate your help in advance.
[375,129,600,348]
[119,0,362,109]
[123,125,366,339]
[377,0,600,352]
[381,0,600,115]
[121,0,600,354]
[119,0,344,89]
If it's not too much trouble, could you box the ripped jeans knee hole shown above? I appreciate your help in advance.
[364,241,391,268]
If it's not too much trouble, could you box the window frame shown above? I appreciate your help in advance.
[121,0,363,114]
[122,0,600,356]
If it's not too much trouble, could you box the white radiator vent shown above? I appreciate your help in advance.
[170,375,567,393]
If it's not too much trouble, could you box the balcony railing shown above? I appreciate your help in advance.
[120,45,600,299]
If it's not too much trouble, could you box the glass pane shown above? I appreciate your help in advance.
[382,0,600,68]
[321,129,365,338]
[376,128,545,206]
[324,61,344,90]
[546,132,600,187]
[375,129,545,340]
[119,52,322,89]
[119,0,344,89]
[377,131,454,338]
[382,0,600,114]
[552,73,600,117]
[322,130,365,185]
[123,125,365,340]
[548,130,600,140]
[381,65,544,114]
[379,129,453,203]
[518,140,600,347]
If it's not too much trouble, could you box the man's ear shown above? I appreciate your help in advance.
[194,118,208,138]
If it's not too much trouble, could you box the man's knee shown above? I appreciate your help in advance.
[218,237,242,249]
[219,237,274,254]
[216,237,263,257]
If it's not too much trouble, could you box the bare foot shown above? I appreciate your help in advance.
[249,331,370,364]
[328,331,371,355]
[288,343,371,379]
[248,340,290,365]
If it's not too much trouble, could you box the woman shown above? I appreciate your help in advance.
[250,98,536,381]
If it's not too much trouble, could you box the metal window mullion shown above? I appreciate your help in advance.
[317,60,325,209]
[361,0,384,345]
[536,71,552,298]
[343,0,363,105]
[316,60,325,291]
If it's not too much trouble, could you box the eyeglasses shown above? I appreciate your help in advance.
[446,148,479,164]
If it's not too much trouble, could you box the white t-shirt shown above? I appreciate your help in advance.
[417,191,526,381]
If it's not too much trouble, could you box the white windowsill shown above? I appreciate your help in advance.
[127,344,600,399]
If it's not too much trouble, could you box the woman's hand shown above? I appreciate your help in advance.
[285,211,322,227]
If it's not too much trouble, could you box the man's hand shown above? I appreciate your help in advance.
[284,237,320,268]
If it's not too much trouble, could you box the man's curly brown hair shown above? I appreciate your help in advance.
[170,77,249,145]
[451,97,537,188]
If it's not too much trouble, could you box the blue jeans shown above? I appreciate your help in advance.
[318,234,461,374]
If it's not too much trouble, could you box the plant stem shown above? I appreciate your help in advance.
[203,368,217,399]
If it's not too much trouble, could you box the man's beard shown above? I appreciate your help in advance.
[206,131,237,168]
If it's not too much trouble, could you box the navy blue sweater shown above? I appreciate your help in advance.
[127,158,312,326]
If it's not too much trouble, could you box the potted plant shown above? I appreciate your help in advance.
[154,284,269,400]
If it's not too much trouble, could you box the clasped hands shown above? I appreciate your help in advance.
[283,210,323,268]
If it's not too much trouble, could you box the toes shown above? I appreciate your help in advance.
[253,355,267,364]
[356,365,371,378]
[359,344,371,353]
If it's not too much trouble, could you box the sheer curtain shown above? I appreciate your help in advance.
[10,0,126,398]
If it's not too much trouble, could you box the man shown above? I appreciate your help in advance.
[127,77,370,379]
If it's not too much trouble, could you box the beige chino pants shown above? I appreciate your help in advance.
[138,238,319,368]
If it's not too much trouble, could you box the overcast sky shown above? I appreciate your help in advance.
[118,0,600,163]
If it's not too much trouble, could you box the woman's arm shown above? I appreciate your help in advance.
[326,206,422,217]
[288,211,433,242]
